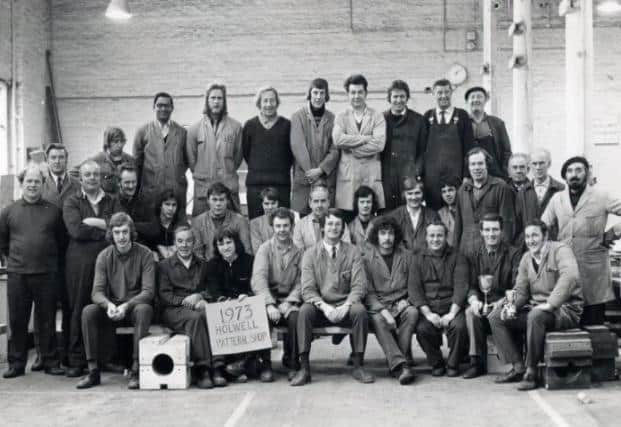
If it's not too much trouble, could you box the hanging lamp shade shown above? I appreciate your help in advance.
[105,0,132,20]
[597,0,621,14]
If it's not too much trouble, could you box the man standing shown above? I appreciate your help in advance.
[42,143,81,209]
[249,187,300,254]
[243,86,293,219]
[462,214,521,379]
[382,80,428,211]
[333,74,386,215]
[507,153,530,194]
[387,177,439,252]
[292,209,374,386]
[117,164,152,239]
[187,82,243,216]
[409,221,469,377]
[290,78,339,214]
[192,182,252,261]
[63,160,121,377]
[454,148,515,257]
[514,148,564,245]
[363,216,417,384]
[489,220,583,390]
[0,164,65,378]
[77,213,154,389]
[542,156,621,325]
[159,225,227,389]
[133,92,188,214]
[91,127,135,195]
[293,182,350,251]
[251,208,304,380]
[465,86,512,180]
[423,79,474,210]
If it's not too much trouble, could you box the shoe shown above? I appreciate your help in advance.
[102,362,126,374]
[212,368,228,387]
[66,366,84,378]
[352,367,375,384]
[197,370,214,389]
[494,369,525,384]
[3,367,25,379]
[259,365,275,383]
[76,370,101,389]
[446,366,460,377]
[127,371,140,390]
[398,366,416,385]
[431,365,446,377]
[31,355,44,372]
[225,360,246,377]
[517,373,538,391]
[44,366,66,376]
[287,370,298,381]
[463,364,484,379]
[290,369,311,387]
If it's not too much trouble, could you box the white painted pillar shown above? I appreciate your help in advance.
[482,0,498,115]
[511,0,533,153]
[563,0,593,157]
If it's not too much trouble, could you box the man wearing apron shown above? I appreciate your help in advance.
[423,79,474,211]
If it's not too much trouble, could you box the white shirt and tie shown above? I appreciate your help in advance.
[435,107,455,125]
[534,176,551,203]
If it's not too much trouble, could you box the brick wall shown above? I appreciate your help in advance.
[44,0,621,198]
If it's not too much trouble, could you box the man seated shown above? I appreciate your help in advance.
[386,177,439,252]
[409,221,469,377]
[293,182,350,250]
[192,182,252,261]
[251,208,304,380]
[158,225,227,389]
[250,187,299,253]
[488,220,583,391]
[362,216,417,384]
[77,213,155,389]
[462,213,521,379]
[348,185,379,248]
[292,209,374,386]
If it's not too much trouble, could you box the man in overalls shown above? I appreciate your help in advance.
[465,86,512,181]
[423,79,474,210]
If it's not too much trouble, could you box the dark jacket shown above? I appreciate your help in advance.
[466,242,522,303]
[158,255,211,307]
[41,172,81,210]
[454,176,515,257]
[472,114,512,179]
[381,109,428,210]
[386,205,439,253]
[205,253,254,300]
[514,177,565,245]
[408,245,469,315]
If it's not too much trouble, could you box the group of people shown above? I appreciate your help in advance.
[1,73,620,393]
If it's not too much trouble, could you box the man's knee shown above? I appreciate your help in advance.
[527,308,550,327]
[133,303,154,322]
[81,304,101,324]
[416,319,437,337]
[298,303,316,322]
[401,306,419,326]
[349,303,367,320]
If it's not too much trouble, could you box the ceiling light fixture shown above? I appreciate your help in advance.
[105,0,132,20]
[597,0,621,14]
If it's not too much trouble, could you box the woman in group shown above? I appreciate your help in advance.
[141,189,184,260]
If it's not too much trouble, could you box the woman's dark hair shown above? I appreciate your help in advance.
[307,78,330,102]
[155,188,181,225]
[367,215,403,247]
[213,228,245,259]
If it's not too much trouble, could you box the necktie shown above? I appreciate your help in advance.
[56,177,63,194]
[440,110,446,125]
[331,246,336,259]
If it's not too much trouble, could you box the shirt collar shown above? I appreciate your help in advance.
[534,176,550,188]
[531,242,550,264]
[436,106,454,120]
[81,188,105,204]
[322,240,341,255]
[50,172,66,184]
[157,120,170,129]
[469,111,487,123]
[271,236,293,252]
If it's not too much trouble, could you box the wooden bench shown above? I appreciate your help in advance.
[274,326,352,339]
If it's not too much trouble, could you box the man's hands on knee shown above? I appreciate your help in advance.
[380,309,397,329]
[266,304,282,323]
[182,293,202,309]
[468,296,483,317]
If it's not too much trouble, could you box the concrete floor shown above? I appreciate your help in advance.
[0,336,620,427]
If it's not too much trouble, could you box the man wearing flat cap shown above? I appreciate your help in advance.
[465,86,512,180]
[542,156,621,325]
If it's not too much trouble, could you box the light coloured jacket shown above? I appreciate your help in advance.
[542,185,621,305]
[250,211,300,253]
[290,105,339,212]
[186,115,243,197]
[192,210,252,261]
[514,241,583,329]
[293,213,351,251]
[332,107,386,210]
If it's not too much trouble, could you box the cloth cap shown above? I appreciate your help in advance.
[464,86,488,102]
[560,156,589,179]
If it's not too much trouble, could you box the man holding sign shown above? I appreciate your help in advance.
[292,208,374,386]
[158,225,227,389]
[251,208,303,380]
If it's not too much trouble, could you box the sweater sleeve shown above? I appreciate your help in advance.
[91,252,111,309]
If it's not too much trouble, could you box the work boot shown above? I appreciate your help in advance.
[398,365,416,385]
[212,367,228,387]
[290,354,311,386]
[351,353,374,384]
[196,368,214,389]
[76,370,101,389]
[494,368,524,384]
[44,366,66,376]
[102,362,126,374]
[3,367,25,379]
[517,372,538,391]
[463,356,484,379]
[127,370,140,390]
[65,366,84,378]
[446,366,460,377]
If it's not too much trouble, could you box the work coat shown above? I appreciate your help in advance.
[333,107,386,210]
[542,185,621,305]
[290,105,339,213]
[362,245,413,314]
[292,214,351,251]
[386,205,439,253]
[192,210,252,261]
[514,242,583,329]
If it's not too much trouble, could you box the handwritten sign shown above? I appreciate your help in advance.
[205,295,271,356]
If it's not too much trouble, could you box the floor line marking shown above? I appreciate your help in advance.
[529,389,571,427]
[223,391,255,427]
